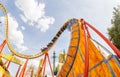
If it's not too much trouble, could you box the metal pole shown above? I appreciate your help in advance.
[53,51,56,71]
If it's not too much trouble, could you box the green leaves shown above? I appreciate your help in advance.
[108,6,120,50]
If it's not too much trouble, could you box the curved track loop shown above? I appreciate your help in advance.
[1,3,120,77]
[0,3,79,59]
[7,18,78,59]
[0,3,8,39]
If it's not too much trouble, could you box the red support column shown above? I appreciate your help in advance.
[85,24,91,38]
[81,19,89,77]
[15,65,21,77]
[84,20,120,58]
[37,54,46,76]
[4,60,8,65]
[43,56,46,76]
[19,59,29,77]
[6,61,11,68]
[0,40,6,53]
[47,53,54,77]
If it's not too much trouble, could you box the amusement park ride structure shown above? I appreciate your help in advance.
[0,3,120,77]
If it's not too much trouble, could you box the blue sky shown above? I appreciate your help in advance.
[0,0,120,76]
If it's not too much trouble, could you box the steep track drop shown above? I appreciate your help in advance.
[57,19,120,77]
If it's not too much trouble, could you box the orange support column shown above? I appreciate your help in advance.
[37,53,47,77]
[43,54,47,76]
[47,53,54,77]
[0,40,6,53]
[15,65,21,77]
[37,55,46,76]
[19,59,29,77]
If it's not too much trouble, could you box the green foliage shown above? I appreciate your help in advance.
[108,6,120,50]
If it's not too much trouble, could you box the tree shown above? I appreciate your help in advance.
[108,5,120,50]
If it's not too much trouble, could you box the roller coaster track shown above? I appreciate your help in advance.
[0,3,78,59]
[57,19,80,77]
[0,3,81,76]
[0,3,120,77]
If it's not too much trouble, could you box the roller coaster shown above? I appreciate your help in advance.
[0,3,120,77]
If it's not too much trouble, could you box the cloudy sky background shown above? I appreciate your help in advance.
[0,0,120,76]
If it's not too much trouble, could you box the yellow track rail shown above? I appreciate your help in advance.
[0,3,78,59]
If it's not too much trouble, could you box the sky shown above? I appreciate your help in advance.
[0,0,120,76]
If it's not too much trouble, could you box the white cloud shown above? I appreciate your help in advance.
[15,0,55,32]
[20,14,27,23]
[37,17,55,32]
[0,14,28,52]
[116,0,120,4]
[8,14,28,52]
[21,26,25,30]
[0,17,5,39]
